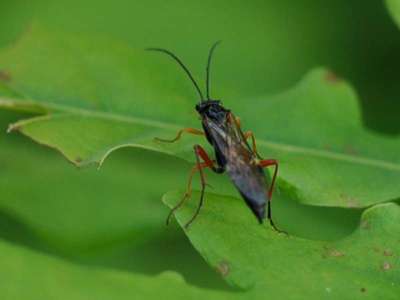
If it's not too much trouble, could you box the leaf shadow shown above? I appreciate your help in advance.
[0,208,49,251]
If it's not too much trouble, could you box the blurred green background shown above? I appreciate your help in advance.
[2,0,400,132]
[0,0,399,298]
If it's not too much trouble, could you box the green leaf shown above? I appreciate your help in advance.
[164,191,400,298]
[387,0,400,28]
[0,238,239,300]
[1,25,400,210]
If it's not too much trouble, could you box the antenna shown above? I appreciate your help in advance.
[206,41,221,100]
[146,47,205,102]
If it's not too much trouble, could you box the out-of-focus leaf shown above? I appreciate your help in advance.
[0,239,240,300]
[164,191,400,298]
[3,1,400,133]
[387,0,400,28]
[0,118,182,249]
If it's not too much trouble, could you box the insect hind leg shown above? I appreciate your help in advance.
[259,159,287,234]
[267,200,287,235]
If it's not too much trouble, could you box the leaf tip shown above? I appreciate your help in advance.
[381,261,392,271]
[7,123,19,133]
[162,191,181,209]
[324,70,343,84]
[360,202,400,232]
[216,260,230,277]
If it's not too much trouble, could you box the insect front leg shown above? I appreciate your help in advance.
[154,128,204,143]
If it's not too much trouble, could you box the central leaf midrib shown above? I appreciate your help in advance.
[4,96,400,172]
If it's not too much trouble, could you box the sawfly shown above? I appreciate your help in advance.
[148,42,283,232]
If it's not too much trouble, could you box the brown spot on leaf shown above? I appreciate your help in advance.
[75,157,83,163]
[324,71,342,84]
[383,249,394,257]
[360,220,370,230]
[360,287,366,293]
[216,261,230,277]
[7,123,20,133]
[344,145,358,155]
[0,70,11,81]
[346,200,359,208]
[323,144,332,151]
[381,261,392,271]
[339,193,360,208]
[329,249,345,257]
[322,246,345,258]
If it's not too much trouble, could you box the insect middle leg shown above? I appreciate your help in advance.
[167,144,222,229]
[229,113,261,157]
[258,159,286,234]
[166,161,210,225]
[155,128,204,143]
[243,131,261,158]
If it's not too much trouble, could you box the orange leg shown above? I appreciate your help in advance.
[258,159,278,200]
[229,113,261,158]
[243,131,261,158]
[166,161,211,225]
[154,127,204,143]
[235,116,241,127]
[167,144,222,229]
[227,112,239,127]
[258,159,286,234]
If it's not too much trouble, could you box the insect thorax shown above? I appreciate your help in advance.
[195,100,230,123]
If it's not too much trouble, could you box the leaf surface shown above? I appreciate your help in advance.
[164,191,400,299]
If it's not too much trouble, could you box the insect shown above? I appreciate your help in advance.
[147,42,283,232]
